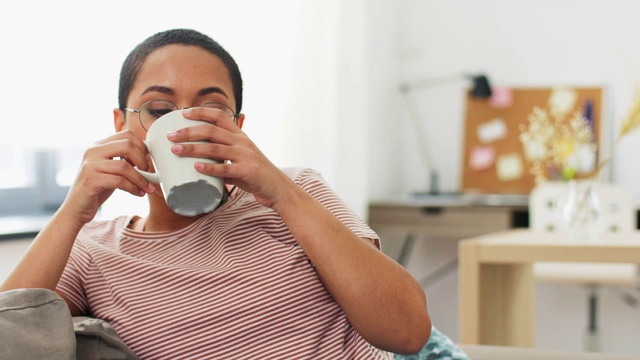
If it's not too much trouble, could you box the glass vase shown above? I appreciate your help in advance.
[556,179,603,241]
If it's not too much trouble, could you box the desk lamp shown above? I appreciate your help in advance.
[400,73,492,195]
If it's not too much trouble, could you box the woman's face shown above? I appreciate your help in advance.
[114,44,239,137]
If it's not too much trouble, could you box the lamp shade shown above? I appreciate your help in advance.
[470,75,492,98]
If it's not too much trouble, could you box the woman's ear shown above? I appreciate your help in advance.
[236,114,245,129]
[113,108,126,132]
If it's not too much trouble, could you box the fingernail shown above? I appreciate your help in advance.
[172,144,183,153]
[148,183,155,193]
[195,162,205,170]
[167,131,178,140]
[182,108,193,115]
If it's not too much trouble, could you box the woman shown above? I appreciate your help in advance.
[1,28,430,359]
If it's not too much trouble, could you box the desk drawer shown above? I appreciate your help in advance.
[368,205,518,239]
[369,205,513,227]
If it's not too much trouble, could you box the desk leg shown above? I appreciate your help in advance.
[481,263,534,346]
[459,240,481,344]
[459,241,535,347]
[396,232,416,268]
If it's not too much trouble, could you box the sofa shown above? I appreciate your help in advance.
[1,288,638,360]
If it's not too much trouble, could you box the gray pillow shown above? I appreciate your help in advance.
[0,288,76,360]
[73,316,138,360]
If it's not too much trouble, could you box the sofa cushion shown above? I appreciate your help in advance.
[0,288,75,360]
[73,316,138,360]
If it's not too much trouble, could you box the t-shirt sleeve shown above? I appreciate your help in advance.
[55,238,90,315]
[294,168,381,249]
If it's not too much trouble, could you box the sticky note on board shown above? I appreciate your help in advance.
[496,153,523,181]
[477,118,507,143]
[489,87,513,108]
[469,146,495,171]
[549,87,578,115]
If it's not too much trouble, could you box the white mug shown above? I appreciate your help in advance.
[135,110,225,217]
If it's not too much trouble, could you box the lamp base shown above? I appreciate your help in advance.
[411,191,461,198]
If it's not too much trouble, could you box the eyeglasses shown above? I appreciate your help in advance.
[124,100,239,131]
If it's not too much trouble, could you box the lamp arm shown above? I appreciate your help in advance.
[401,89,440,194]
[400,73,467,93]
[398,71,491,194]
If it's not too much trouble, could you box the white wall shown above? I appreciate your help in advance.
[364,1,406,203]
[388,0,640,197]
[279,0,370,217]
[376,0,640,355]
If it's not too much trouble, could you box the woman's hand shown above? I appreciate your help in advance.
[60,129,154,227]
[1,129,155,295]
[170,107,294,209]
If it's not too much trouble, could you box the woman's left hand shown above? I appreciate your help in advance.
[168,107,294,209]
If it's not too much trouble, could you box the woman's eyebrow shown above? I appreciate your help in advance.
[198,86,229,98]
[140,86,175,96]
[139,85,228,98]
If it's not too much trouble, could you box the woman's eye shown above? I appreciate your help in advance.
[147,108,173,119]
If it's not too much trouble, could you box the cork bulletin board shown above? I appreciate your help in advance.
[461,87,602,194]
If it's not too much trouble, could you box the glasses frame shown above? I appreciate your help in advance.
[124,100,240,131]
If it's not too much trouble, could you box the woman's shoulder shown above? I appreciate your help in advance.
[280,167,325,183]
[79,215,131,239]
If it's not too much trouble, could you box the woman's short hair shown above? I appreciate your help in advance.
[118,28,243,113]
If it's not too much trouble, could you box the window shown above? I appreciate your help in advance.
[0,147,81,216]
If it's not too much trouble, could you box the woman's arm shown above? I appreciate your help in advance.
[177,108,431,354]
[271,179,431,354]
[0,130,153,316]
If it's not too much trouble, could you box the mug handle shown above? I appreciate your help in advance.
[135,168,160,183]
[134,139,161,183]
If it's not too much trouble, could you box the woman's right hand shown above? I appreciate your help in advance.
[59,129,155,228]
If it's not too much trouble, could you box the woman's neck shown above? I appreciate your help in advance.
[137,184,236,232]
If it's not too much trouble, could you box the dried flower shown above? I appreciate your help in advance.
[619,89,640,137]
[593,88,640,177]
[520,87,640,183]
[519,105,595,183]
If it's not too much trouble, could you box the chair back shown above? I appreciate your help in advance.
[529,181,635,234]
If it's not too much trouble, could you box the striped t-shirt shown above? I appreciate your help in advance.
[56,167,393,360]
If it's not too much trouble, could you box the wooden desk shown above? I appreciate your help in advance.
[368,194,529,262]
[458,229,640,347]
